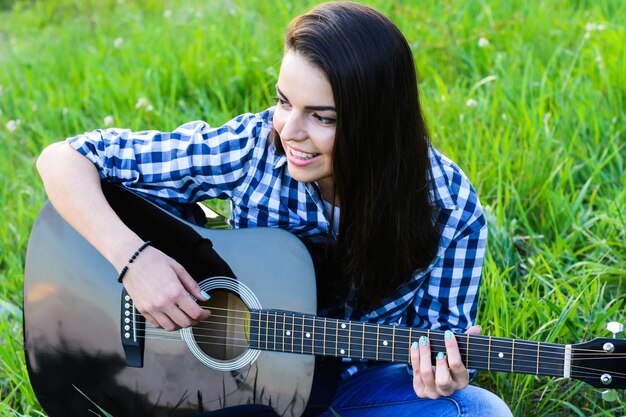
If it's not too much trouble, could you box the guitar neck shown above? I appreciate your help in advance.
[249,310,568,379]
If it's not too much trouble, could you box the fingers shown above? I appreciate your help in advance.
[443,330,469,386]
[411,328,478,399]
[123,249,210,331]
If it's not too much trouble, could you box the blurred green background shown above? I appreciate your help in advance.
[0,0,624,415]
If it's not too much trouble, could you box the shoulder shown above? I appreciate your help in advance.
[428,146,486,239]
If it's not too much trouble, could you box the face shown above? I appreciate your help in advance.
[273,51,337,201]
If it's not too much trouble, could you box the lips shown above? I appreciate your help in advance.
[289,147,319,160]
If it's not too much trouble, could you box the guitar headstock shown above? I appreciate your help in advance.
[571,322,626,390]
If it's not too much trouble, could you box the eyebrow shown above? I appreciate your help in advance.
[275,85,336,112]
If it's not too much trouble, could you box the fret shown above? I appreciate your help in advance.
[511,339,515,373]
[487,336,491,370]
[273,312,285,352]
[408,328,413,363]
[536,343,540,375]
[265,311,272,352]
[376,324,380,360]
[290,313,297,353]
[538,342,565,377]
[323,318,327,356]
[392,326,411,363]
[512,340,541,375]
[348,322,352,357]
[466,333,470,367]
[376,324,395,362]
[281,312,294,354]
[273,311,278,352]
[391,326,396,362]
[361,322,365,359]
[249,311,260,350]
[312,317,324,356]
[325,318,338,357]
[336,320,351,358]
[301,315,315,355]
[488,337,513,373]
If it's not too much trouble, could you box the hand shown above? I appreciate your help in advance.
[120,245,211,331]
[410,325,482,399]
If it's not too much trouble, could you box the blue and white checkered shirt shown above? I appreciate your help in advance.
[68,106,487,338]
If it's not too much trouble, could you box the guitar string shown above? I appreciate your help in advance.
[138,326,626,378]
[141,325,626,362]
[132,330,626,380]
[131,310,625,357]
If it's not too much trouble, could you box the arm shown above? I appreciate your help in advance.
[36,113,265,330]
[409,178,488,398]
[37,142,210,330]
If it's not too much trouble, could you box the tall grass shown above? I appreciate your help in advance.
[1,0,624,416]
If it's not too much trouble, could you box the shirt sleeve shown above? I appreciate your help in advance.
[66,112,269,203]
[409,180,488,333]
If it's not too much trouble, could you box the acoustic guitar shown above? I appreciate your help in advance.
[23,183,625,417]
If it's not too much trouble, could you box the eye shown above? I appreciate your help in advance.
[313,113,336,126]
[274,97,291,109]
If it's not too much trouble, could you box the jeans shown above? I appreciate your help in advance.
[317,363,513,417]
[195,364,512,417]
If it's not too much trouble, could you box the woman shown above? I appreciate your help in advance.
[37,2,512,416]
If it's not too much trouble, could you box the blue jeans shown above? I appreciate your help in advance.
[317,364,513,417]
[195,364,512,417]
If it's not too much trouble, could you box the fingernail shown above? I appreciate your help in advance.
[445,330,453,340]
[476,325,483,332]
[411,341,418,350]
[420,336,428,346]
[437,352,446,360]
[200,290,210,300]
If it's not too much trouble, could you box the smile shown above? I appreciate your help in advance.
[289,148,319,160]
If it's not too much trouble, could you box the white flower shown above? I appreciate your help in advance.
[163,9,172,18]
[135,97,148,109]
[501,113,508,121]
[6,119,20,132]
[584,32,591,40]
[598,23,606,31]
[466,99,478,108]
[478,37,489,48]
[586,23,597,32]
[145,105,154,112]
[113,37,124,48]
[104,115,114,126]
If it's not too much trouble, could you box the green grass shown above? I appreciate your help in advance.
[1,0,624,415]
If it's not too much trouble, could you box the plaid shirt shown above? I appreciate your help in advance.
[68,107,487,335]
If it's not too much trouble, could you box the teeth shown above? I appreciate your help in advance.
[290,148,318,159]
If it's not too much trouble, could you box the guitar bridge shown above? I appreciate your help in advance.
[120,289,145,367]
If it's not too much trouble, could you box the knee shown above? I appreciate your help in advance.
[452,385,513,417]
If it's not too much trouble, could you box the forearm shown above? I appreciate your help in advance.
[36,141,143,271]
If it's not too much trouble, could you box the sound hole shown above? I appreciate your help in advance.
[194,289,249,361]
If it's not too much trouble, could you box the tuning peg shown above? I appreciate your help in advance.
[607,322,624,338]
[602,389,619,402]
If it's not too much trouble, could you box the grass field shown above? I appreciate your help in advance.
[0,0,624,415]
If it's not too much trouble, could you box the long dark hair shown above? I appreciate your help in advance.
[276,1,439,310]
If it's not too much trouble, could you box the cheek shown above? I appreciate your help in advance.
[272,109,286,134]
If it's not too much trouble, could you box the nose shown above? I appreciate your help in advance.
[279,110,307,142]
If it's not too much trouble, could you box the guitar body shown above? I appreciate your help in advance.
[23,186,319,417]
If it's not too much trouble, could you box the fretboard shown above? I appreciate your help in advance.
[249,310,566,378]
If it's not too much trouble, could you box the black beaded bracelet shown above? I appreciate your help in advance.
[117,241,152,283]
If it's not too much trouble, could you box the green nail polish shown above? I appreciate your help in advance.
[420,336,428,346]
[445,330,453,340]
[437,352,445,360]
[200,290,210,300]
[411,341,418,350]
